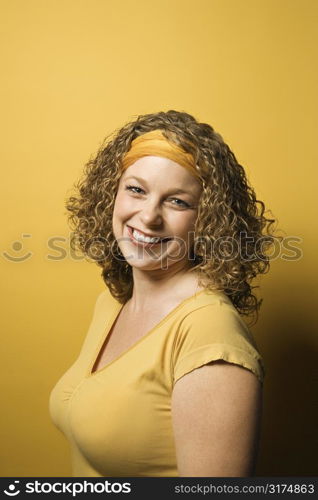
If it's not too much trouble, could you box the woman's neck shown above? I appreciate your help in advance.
[128,262,202,312]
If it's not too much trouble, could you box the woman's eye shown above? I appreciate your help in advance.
[125,186,191,208]
[125,185,144,194]
[169,198,191,208]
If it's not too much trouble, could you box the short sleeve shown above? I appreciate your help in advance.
[172,301,265,386]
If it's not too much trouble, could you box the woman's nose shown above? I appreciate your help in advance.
[139,199,163,226]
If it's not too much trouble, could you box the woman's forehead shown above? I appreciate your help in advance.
[121,156,202,193]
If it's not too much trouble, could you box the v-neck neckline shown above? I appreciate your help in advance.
[86,288,208,378]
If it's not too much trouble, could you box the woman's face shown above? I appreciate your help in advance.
[112,156,202,272]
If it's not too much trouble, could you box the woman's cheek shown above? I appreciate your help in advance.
[114,192,133,214]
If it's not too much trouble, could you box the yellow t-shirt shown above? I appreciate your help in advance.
[49,287,265,477]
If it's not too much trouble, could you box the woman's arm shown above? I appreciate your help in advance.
[171,360,263,477]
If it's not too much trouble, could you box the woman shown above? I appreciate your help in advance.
[49,110,275,477]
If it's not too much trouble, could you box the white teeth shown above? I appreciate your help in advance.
[132,228,161,243]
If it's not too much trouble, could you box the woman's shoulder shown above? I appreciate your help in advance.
[180,288,241,321]
[176,288,261,359]
[93,287,121,314]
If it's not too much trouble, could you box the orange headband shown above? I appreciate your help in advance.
[121,129,201,179]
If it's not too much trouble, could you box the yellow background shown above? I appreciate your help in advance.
[1,0,317,476]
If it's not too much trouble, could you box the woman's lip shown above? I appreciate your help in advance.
[127,225,171,240]
[127,225,171,246]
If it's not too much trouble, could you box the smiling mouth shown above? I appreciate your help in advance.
[127,226,172,246]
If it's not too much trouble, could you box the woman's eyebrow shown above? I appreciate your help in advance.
[123,175,195,196]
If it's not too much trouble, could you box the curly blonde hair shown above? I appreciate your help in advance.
[66,110,276,324]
